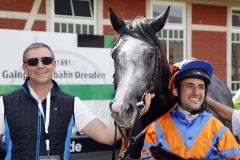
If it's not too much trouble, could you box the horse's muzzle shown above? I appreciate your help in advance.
[109,102,137,128]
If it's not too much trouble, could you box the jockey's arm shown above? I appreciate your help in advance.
[206,96,233,122]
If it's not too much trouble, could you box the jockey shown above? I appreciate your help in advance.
[168,58,212,114]
[141,58,240,159]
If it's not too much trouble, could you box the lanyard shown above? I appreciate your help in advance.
[29,85,51,155]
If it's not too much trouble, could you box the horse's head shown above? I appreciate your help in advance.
[109,7,172,128]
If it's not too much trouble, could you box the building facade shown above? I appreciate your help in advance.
[0,0,240,92]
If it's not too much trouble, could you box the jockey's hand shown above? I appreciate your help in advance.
[140,93,155,117]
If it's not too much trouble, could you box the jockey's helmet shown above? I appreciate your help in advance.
[168,58,213,92]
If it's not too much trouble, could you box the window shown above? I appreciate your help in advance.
[153,5,183,24]
[54,0,96,35]
[231,9,240,92]
[151,1,186,65]
[232,10,240,27]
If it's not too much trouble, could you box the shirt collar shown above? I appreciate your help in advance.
[177,106,199,121]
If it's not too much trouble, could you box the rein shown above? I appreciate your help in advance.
[118,122,151,160]
[111,91,151,160]
[112,122,126,160]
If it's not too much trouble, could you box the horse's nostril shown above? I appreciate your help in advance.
[109,101,113,112]
[125,103,134,114]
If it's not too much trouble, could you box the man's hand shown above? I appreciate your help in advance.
[139,93,155,117]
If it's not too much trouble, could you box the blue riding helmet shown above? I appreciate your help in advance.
[176,59,213,83]
[169,58,213,91]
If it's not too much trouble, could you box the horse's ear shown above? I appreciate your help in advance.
[150,6,170,33]
[109,7,126,33]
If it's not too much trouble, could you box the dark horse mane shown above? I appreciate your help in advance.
[111,16,176,158]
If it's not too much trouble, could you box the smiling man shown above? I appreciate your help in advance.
[141,59,240,159]
[0,43,125,160]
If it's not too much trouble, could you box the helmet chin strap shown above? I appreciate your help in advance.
[188,101,207,115]
[178,101,207,115]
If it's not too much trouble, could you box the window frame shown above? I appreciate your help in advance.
[53,0,97,35]
[230,7,240,93]
[232,9,240,27]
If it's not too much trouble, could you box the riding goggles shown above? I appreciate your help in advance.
[25,57,54,66]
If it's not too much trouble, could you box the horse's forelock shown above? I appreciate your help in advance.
[112,16,162,50]
[131,18,160,46]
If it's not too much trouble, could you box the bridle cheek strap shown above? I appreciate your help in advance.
[136,91,149,119]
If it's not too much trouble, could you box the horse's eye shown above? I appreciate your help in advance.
[148,52,155,59]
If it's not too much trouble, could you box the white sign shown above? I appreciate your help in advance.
[0,29,115,125]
